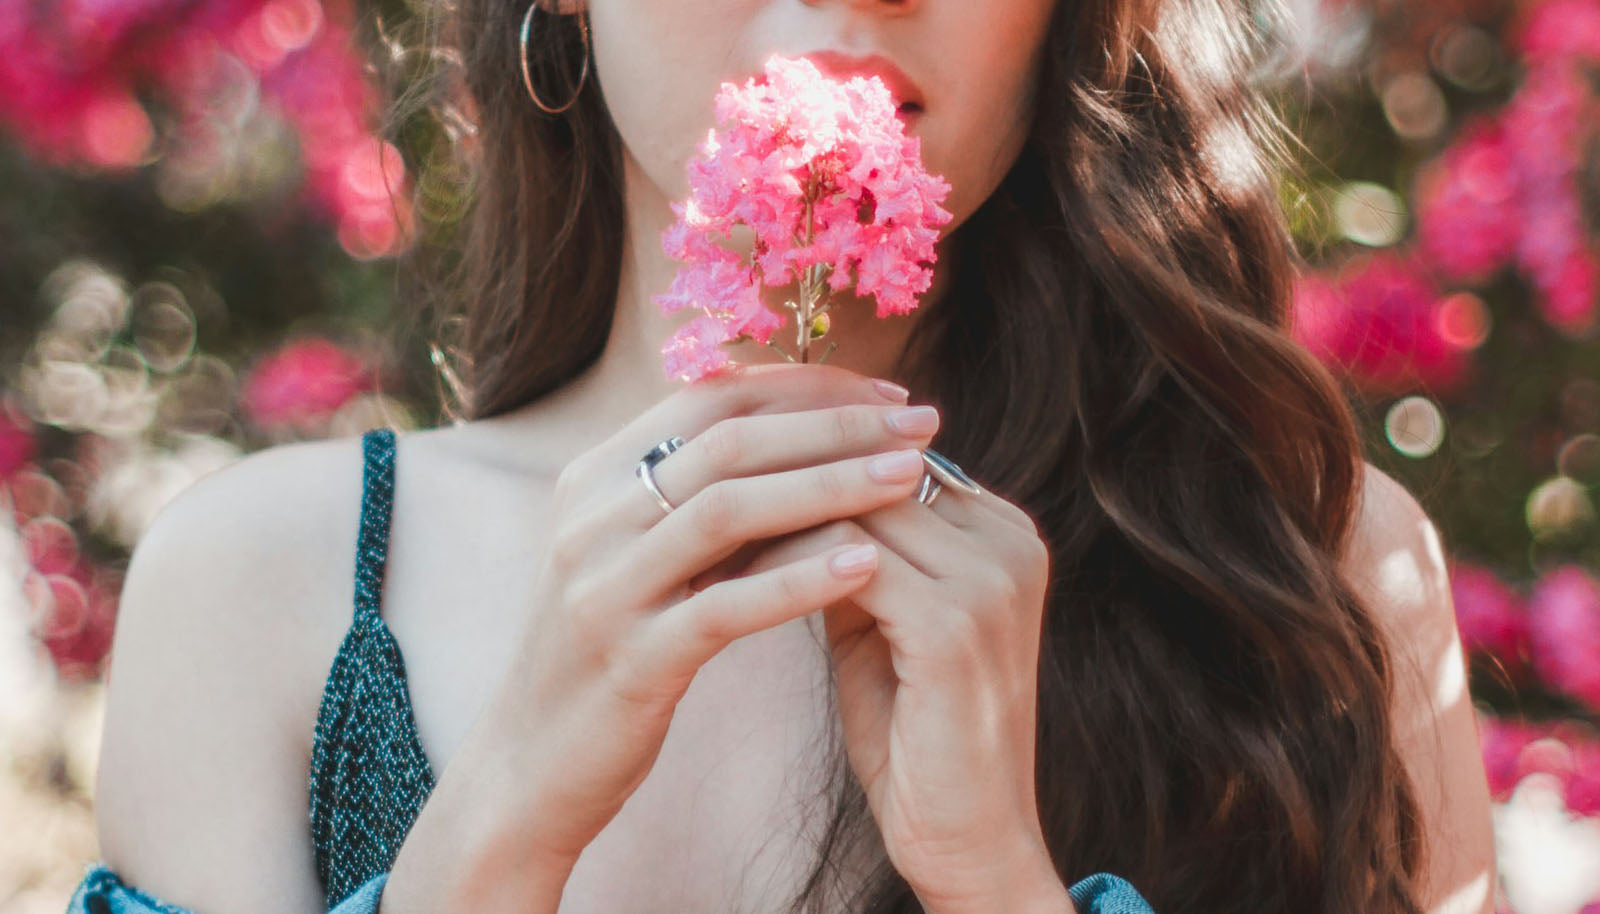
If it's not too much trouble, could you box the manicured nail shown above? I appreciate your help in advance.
[868,448,925,482]
[886,405,939,436]
[873,378,911,402]
[830,544,878,576]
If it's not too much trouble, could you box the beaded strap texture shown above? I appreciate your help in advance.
[65,862,391,914]
[1068,872,1161,913]
[307,427,438,909]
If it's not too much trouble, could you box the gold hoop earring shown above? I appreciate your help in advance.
[518,2,590,115]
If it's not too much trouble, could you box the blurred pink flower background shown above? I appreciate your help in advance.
[0,0,1598,909]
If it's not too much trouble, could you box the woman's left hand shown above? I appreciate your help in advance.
[828,470,1067,913]
[729,455,1068,913]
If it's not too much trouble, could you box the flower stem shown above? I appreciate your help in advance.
[797,171,818,364]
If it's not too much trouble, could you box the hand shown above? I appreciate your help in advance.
[456,362,942,871]
[726,410,1062,913]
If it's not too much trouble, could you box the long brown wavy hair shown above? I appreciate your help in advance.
[367,0,1430,909]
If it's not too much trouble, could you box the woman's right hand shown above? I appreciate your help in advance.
[475,361,942,870]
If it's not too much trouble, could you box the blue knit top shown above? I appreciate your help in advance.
[306,426,436,907]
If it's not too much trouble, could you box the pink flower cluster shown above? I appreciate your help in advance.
[1298,0,1600,396]
[1413,0,1600,336]
[1448,560,1600,712]
[240,337,375,432]
[1478,712,1600,817]
[1289,252,1472,395]
[1450,559,1530,666]
[0,0,411,258]
[1527,564,1600,712]
[2,399,119,680]
[0,396,36,482]
[1413,116,1520,283]
[653,54,953,383]
[1517,0,1600,63]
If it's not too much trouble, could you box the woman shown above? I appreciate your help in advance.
[68,0,1499,911]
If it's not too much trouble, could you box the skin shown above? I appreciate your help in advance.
[495,2,1068,903]
[525,0,1056,454]
[90,0,1497,912]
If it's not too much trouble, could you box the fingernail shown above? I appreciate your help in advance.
[868,448,925,482]
[830,544,878,576]
[886,405,939,436]
[873,378,910,402]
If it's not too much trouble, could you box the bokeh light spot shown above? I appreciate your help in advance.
[1434,291,1492,349]
[1381,71,1448,141]
[1526,475,1596,540]
[1334,181,1407,247]
[1385,395,1446,458]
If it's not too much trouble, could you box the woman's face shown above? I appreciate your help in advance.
[581,0,1059,233]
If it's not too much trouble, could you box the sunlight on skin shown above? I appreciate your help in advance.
[1342,464,1498,914]
[1434,872,1493,914]
[1374,515,1470,710]
[1433,623,1469,711]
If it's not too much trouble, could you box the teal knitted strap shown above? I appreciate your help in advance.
[66,862,389,914]
[353,427,396,618]
[1067,872,1159,913]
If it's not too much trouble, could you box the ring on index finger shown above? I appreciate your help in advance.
[636,435,686,515]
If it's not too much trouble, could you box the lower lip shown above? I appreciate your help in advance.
[898,106,924,127]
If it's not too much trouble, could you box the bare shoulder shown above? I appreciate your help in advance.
[92,432,375,913]
[1340,461,1448,606]
[1340,461,1498,914]
[1339,460,1456,725]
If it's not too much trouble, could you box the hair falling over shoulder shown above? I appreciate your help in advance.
[363,0,1429,909]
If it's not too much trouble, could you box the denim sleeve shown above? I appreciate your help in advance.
[1066,872,1159,913]
[64,862,388,914]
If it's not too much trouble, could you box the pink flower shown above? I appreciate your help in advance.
[1567,737,1600,816]
[1413,116,1520,284]
[1450,560,1530,666]
[241,337,374,432]
[661,314,738,384]
[1527,564,1600,711]
[1477,713,1549,799]
[1288,252,1471,396]
[1501,59,1599,336]
[0,396,36,481]
[0,0,411,256]
[1517,0,1600,64]
[654,54,953,383]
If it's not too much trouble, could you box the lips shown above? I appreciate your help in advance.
[793,49,925,115]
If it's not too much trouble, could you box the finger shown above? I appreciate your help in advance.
[717,518,937,654]
[592,362,908,477]
[619,540,883,699]
[635,401,941,526]
[686,517,859,592]
[684,539,766,594]
[849,496,979,581]
[963,486,1042,537]
[782,520,985,671]
[910,462,1038,538]
[596,448,930,611]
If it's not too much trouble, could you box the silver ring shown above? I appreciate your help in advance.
[916,473,944,506]
[636,435,686,515]
[920,448,980,496]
